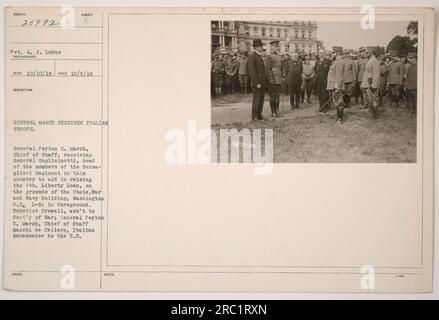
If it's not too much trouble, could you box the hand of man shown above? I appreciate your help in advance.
[256,84,262,89]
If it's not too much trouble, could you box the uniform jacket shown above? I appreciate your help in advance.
[265,53,284,85]
[334,56,345,90]
[343,58,357,83]
[405,63,417,90]
[284,59,303,87]
[302,63,315,80]
[211,60,224,73]
[225,60,238,76]
[387,60,405,85]
[357,58,367,82]
[326,61,336,90]
[315,57,331,88]
[248,51,267,88]
[237,57,248,75]
[379,63,389,85]
[361,56,380,89]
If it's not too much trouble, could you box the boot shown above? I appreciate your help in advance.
[270,103,276,117]
[275,104,281,117]
[337,106,344,122]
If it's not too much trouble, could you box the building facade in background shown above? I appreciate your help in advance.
[211,20,323,55]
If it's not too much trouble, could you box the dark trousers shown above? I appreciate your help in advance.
[316,83,329,111]
[389,84,401,106]
[268,84,282,115]
[406,89,417,114]
[252,87,265,119]
[289,85,301,108]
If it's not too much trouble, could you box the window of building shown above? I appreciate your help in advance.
[261,27,266,37]
[277,28,281,38]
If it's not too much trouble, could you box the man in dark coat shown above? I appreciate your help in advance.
[284,52,303,109]
[405,52,417,114]
[314,49,331,112]
[247,38,267,121]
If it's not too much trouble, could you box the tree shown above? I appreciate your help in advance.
[386,35,416,56]
[407,21,418,41]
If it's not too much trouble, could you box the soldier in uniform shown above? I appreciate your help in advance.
[326,51,337,110]
[301,55,315,103]
[355,47,368,106]
[314,49,331,112]
[281,54,289,95]
[378,55,389,107]
[333,51,345,122]
[265,40,284,118]
[247,39,267,121]
[360,51,380,113]
[405,52,417,114]
[387,51,405,108]
[211,53,224,96]
[224,54,238,94]
[342,49,357,108]
[284,52,303,110]
[237,52,249,94]
[400,56,409,103]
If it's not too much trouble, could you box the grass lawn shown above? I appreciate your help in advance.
[211,104,417,163]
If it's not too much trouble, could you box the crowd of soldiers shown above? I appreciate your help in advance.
[211,38,418,123]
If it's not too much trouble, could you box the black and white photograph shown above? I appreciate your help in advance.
[211,20,418,163]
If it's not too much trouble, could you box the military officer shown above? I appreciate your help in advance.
[265,40,284,117]
[342,49,357,107]
[405,52,417,114]
[314,49,331,112]
[360,51,380,112]
[387,50,405,108]
[333,51,345,122]
[356,47,368,106]
[378,55,389,107]
[224,54,238,94]
[301,55,315,104]
[237,52,249,94]
[211,53,224,96]
[284,52,303,110]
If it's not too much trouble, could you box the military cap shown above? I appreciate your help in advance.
[359,47,366,53]
[342,49,350,55]
[269,40,280,45]
[253,38,263,47]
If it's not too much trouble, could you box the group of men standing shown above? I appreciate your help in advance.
[247,39,321,121]
[324,47,418,121]
[213,38,418,123]
[211,51,250,96]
